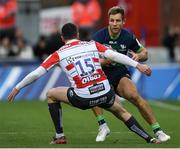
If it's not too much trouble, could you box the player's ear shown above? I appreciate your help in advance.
[61,35,65,42]
[77,32,80,39]
[123,18,126,25]
[123,19,126,25]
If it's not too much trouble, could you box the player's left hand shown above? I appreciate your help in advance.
[8,88,19,102]
[128,50,140,61]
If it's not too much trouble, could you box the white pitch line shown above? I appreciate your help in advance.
[164,73,180,98]
[150,101,180,111]
[0,67,21,99]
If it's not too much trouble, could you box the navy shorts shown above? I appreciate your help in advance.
[67,86,115,110]
[102,65,131,91]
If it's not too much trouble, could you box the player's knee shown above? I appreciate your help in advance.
[126,91,138,100]
[109,103,119,113]
[47,88,56,103]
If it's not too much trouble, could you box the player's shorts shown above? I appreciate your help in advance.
[102,65,131,91]
[67,86,115,110]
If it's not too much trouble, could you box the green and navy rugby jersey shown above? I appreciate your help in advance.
[92,27,143,67]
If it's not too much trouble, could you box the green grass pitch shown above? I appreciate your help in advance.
[0,100,180,148]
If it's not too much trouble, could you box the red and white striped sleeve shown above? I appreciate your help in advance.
[40,52,60,70]
[95,42,109,52]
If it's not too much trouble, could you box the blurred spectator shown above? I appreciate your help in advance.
[0,36,12,57]
[0,0,17,41]
[72,0,101,41]
[162,26,180,63]
[12,27,29,45]
[33,35,49,61]
[10,38,34,59]
[47,24,64,54]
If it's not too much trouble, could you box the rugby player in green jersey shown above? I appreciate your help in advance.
[92,6,170,142]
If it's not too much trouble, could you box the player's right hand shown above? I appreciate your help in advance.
[136,63,152,76]
[8,88,19,102]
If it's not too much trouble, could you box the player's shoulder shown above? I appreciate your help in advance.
[58,44,71,52]
[92,27,108,41]
[95,27,107,35]
[121,28,135,39]
[121,28,136,41]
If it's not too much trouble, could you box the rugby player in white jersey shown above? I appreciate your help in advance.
[8,23,160,144]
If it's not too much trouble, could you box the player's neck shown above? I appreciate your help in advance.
[66,39,79,44]
[108,26,121,40]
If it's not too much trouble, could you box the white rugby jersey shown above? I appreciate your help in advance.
[41,40,111,98]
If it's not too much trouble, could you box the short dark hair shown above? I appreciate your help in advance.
[61,23,78,40]
[108,6,125,20]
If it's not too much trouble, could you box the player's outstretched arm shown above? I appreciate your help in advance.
[7,66,47,102]
[104,49,151,76]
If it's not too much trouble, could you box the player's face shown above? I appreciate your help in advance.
[108,13,124,35]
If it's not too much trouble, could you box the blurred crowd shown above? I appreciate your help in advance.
[0,0,101,61]
[1,0,179,63]
[162,26,180,63]
[0,25,65,61]
[0,0,65,61]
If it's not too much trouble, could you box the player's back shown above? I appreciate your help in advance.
[57,40,110,98]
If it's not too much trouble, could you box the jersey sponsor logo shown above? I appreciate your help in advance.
[89,96,107,107]
[113,44,127,53]
[66,53,94,63]
[120,44,126,49]
[69,89,74,97]
[88,83,105,94]
[81,74,101,84]
[109,41,117,44]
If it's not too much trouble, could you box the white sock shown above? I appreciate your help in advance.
[56,133,64,138]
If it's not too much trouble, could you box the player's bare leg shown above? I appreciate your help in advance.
[117,77,156,124]
[117,77,170,142]
[47,87,70,144]
[105,99,160,144]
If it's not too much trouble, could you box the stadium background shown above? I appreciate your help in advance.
[0,0,180,148]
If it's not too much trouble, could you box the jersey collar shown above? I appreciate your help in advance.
[66,39,80,44]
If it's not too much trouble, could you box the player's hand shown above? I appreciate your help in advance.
[8,88,19,102]
[128,50,140,61]
[136,63,152,76]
